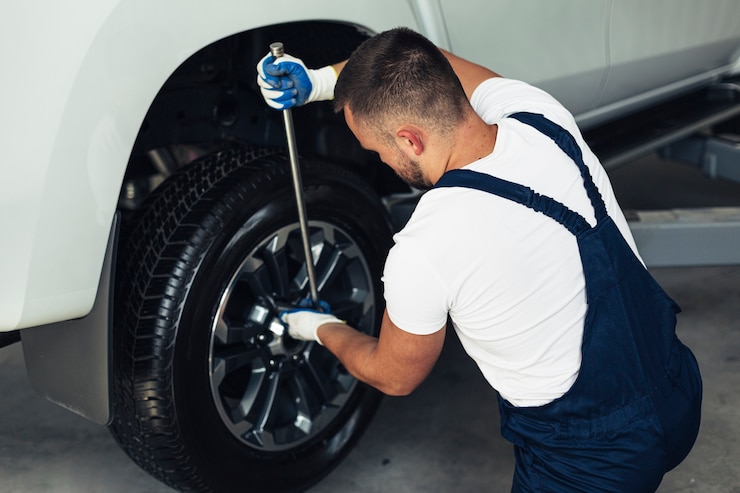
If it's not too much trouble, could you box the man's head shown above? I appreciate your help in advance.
[334,28,471,189]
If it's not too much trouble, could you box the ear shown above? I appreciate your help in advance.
[396,128,424,156]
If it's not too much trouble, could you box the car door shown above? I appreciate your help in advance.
[597,0,740,118]
[438,0,610,119]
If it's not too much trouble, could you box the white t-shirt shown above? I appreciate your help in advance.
[382,78,640,407]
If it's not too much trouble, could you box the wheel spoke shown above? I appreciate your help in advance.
[305,347,356,397]
[212,317,264,392]
[289,374,314,436]
[214,344,262,377]
[332,299,376,336]
[259,232,292,298]
[312,227,373,320]
[292,227,331,294]
[239,257,274,299]
[241,369,281,448]
[235,364,267,421]
[300,350,337,403]
[214,317,262,346]
[316,246,347,293]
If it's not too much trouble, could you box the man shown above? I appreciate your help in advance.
[257,27,702,492]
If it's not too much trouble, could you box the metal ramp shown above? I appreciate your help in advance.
[583,79,740,267]
[626,206,740,267]
[584,79,740,171]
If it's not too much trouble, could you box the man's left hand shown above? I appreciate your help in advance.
[256,53,337,110]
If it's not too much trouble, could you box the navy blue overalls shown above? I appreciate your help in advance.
[434,112,702,492]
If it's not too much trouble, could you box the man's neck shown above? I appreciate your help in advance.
[441,115,498,177]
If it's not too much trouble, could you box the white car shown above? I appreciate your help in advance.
[2,1,740,491]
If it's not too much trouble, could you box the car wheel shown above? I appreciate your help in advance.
[110,145,393,492]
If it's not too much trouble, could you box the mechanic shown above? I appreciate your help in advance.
[257,27,702,492]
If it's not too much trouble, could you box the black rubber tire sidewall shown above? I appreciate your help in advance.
[111,147,392,493]
[177,158,389,492]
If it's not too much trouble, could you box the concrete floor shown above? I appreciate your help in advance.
[1,156,740,493]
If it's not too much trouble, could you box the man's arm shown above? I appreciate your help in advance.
[258,49,498,109]
[320,311,446,396]
[332,51,498,100]
[285,309,446,396]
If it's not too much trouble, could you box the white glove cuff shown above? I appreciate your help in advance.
[313,314,343,346]
[307,65,338,103]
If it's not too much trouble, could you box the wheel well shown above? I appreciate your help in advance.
[121,21,408,212]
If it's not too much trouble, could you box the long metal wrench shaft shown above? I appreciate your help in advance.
[270,42,320,305]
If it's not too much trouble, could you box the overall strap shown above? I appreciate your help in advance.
[434,112,609,236]
[508,112,608,222]
[435,169,592,236]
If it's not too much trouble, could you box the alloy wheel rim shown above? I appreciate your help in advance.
[208,221,376,451]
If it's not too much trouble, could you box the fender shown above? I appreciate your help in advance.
[1,0,446,332]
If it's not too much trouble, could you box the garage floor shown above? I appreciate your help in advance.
[1,155,739,493]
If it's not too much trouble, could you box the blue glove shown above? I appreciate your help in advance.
[279,300,344,345]
[256,52,337,110]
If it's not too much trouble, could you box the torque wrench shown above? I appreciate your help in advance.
[270,42,320,305]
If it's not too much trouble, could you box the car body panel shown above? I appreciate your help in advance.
[2,0,740,331]
[440,0,610,117]
[603,0,740,108]
[0,0,418,331]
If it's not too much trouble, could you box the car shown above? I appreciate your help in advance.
[2,1,740,491]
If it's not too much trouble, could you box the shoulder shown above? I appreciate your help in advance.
[471,78,556,106]
[470,78,574,129]
[383,190,486,334]
[383,216,449,335]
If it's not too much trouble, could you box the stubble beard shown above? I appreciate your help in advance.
[396,151,432,191]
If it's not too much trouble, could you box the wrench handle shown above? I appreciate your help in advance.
[269,41,320,305]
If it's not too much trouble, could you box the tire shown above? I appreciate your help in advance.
[110,145,393,492]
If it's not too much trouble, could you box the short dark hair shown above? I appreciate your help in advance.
[334,27,469,138]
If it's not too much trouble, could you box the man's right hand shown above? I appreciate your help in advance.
[256,52,338,110]
[280,308,345,346]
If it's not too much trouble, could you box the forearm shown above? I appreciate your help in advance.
[327,51,497,101]
[331,60,347,77]
[258,35,498,109]
[317,323,404,395]
[317,311,446,396]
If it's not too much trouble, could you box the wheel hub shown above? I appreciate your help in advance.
[248,303,306,360]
